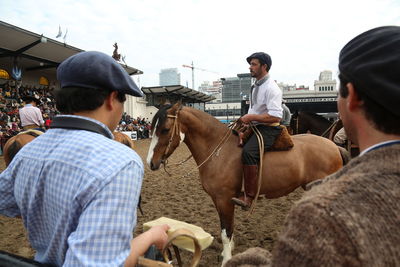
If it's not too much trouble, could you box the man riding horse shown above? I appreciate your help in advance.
[231,52,283,210]
[19,95,45,131]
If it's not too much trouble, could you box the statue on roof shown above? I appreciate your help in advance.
[112,42,121,61]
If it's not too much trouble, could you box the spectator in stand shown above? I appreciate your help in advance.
[43,113,52,129]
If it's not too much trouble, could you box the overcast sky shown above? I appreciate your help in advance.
[1,0,399,90]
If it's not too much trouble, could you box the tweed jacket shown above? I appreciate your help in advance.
[271,143,400,266]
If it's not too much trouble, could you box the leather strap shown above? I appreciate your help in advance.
[50,116,113,139]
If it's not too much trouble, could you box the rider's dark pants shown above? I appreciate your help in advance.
[242,125,282,165]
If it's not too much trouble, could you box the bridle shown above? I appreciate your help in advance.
[164,108,182,157]
[292,114,300,135]
[159,106,233,175]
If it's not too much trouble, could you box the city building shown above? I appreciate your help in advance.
[159,68,181,86]
[314,70,336,91]
[221,73,252,103]
[198,80,223,102]
[278,82,310,91]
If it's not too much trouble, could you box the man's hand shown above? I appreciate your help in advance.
[147,224,170,250]
[125,224,170,266]
[240,114,254,124]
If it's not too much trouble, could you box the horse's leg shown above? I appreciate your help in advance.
[215,198,235,266]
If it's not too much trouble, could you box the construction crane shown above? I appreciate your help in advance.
[182,61,219,90]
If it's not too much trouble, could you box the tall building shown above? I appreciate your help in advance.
[314,70,337,91]
[221,73,252,103]
[159,68,181,86]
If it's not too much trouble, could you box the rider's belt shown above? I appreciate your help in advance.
[23,124,39,130]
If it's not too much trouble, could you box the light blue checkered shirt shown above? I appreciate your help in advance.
[0,115,143,266]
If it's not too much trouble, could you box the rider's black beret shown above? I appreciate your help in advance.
[246,52,272,71]
[339,26,400,116]
[57,51,143,97]
[22,95,40,104]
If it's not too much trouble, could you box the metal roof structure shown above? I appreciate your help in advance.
[141,85,215,104]
[0,20,142,78]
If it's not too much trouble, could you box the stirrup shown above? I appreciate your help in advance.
[231,197,251,211]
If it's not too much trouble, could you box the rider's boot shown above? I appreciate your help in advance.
[231,165,258,210]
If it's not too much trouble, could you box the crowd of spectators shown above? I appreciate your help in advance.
[0,81,58,151]
[117,113,151,139]
[0,80,152,154]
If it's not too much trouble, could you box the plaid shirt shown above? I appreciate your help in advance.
[0,115,143,266]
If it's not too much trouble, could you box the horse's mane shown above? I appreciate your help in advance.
[152,104,228,134]
[151,104,173,130]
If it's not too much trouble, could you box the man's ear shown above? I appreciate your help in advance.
[105,91,118,110]
[346,83,363,111]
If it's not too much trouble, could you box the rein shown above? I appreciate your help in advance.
[161,109,233,177]
[291,115,299,135]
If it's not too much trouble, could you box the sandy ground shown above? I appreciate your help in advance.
[0,138,303,266]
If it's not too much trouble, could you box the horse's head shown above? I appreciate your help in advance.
[290,111,300,134]
[290,111,333,135]
[147,103,185,170]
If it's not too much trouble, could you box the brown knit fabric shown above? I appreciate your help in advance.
[270,144,400,266]
[224,247,272,267]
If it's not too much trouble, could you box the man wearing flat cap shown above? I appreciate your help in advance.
[226,26,400,267]
[19,95,44,131]
[0,51,169,266]
[232,52,283,210]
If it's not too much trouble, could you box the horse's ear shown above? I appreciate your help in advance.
[176,99,183,108]
[170,101,183,113]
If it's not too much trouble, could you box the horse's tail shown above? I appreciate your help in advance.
[5,139,22,166]
[337,145,351,166]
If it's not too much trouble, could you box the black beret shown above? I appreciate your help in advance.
[246,52,272,70]
[339,26,400,116]
[22,95,40,104]
[57,51,143,97]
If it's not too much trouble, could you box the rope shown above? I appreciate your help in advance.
[247,123,264,216]
[321,119,339,138]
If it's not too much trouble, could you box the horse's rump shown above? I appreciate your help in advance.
[259,134,342,198]
[113,132,135,149]
[3,131,40,167]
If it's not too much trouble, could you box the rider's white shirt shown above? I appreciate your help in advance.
[248,75,283,119]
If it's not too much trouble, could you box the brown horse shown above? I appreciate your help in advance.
[3,130,43,167]
[290,111,335,136]
[113,131,135,149]
[3,130,135,167]
[147,103,349,265]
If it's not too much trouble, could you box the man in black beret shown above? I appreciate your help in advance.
[231,52,283,210]
[226,26,400,266]
[0,51,170,266]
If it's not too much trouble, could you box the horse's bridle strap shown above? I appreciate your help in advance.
[164,113,181,157]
